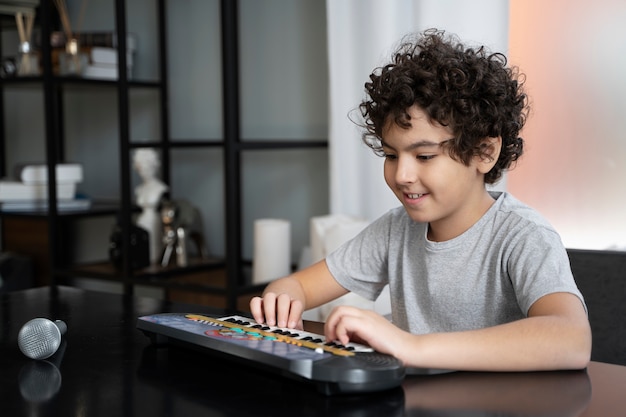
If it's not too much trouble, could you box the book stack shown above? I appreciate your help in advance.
[84,42,136,80]
[0,163,90,212]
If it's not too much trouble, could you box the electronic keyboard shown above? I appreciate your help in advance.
[137,313,406,395]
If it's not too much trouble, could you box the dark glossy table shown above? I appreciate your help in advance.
[1,286,624,416]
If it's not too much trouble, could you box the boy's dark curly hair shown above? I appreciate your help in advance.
[358,29,528,184]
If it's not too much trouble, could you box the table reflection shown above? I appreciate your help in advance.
[403,368,591,416]
[137,345,405,417]
[138,343,592,417]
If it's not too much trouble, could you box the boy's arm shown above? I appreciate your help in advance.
[249,260,349,329]
[325,292,591,371]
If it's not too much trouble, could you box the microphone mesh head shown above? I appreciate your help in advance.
[18,318,62,360]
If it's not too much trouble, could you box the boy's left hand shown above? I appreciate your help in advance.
[324,305,407,359]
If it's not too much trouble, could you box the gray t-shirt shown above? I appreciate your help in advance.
[326,192,584,335]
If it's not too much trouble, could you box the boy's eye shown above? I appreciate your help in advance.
[383,153,397,160]
[417,154,436,161]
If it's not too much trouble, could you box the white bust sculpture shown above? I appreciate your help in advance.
[133,148,168,263]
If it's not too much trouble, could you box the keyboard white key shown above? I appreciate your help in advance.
[218,315,374,353]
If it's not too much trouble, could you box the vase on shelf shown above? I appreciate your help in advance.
[59,38,87,76]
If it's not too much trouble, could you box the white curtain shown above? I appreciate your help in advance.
[326,0,510,221]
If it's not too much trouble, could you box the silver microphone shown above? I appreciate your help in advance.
[18,318,67,360]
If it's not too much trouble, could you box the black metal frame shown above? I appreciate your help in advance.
[221,0,242,311]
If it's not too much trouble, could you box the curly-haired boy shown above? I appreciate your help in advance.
[251,29,591,372]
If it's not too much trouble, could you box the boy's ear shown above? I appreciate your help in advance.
[477,136,502,174]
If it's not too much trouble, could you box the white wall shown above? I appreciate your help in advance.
[507,0,626,250]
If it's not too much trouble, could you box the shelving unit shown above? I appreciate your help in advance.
[0,0,172,290]
[0,0,328,311]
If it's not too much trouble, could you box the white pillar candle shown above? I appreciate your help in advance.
[253,219,291,284]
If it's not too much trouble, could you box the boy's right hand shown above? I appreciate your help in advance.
[249,292,304,330]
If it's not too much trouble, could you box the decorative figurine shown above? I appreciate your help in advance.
[160,199,209,267]
[133,148,168,263]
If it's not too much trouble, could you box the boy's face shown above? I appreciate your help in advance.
[381,105,496,242]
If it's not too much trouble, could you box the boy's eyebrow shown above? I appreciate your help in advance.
[381,138,452,151]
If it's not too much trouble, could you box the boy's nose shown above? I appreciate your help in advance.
[395,157,417,184]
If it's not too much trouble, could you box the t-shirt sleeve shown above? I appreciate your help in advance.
[507,223,586,316]
[325,211,395,301]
